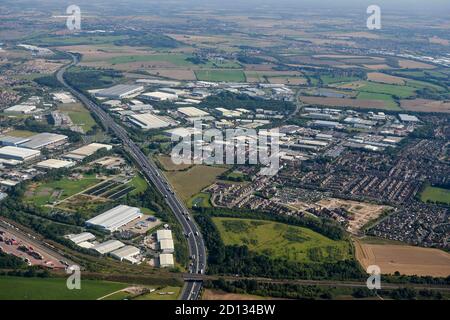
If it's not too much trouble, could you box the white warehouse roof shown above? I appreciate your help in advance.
[110,245,140,261]
[66,232,96,244]
[160,239,174,252]
[86,205,143,233]
[64,143,112,160]
[157,229,173,241]
[177,107,209,117]
[0,146,41,161]
[36,159,75,169]
[91,240,125,255]
[4,104,36,113]
[95,85,144,99]
[129,113,174,130]
[159,253,174,267]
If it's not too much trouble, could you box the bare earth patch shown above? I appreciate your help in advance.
[400,99,450,114]
[367,72,406,85]
[355,241,450,277]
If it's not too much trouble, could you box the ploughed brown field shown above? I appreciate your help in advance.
[400,99,450,113]
[300,96,388,109]
[355,241,450,277]
[367,72,406,85]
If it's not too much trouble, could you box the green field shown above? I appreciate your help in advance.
[321,75,360,85]
[128,174,148,195]
[24,174,101,206]
[6,130,36,138]
[213,217,352,263]
[59,103,96,132]
[420,186,450,204]
[356,92,400,110]
[357,81,417,99]
[187,193,212,208]
[195,69,246,82]
[29,35,127,47]
[0,277,127,300]
[107,54,194,66]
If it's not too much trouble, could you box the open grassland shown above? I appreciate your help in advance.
[31,35,128,47]
[58,103,96,132]
[165,165,228,201]
[354,241,450,277]
[367,72,406,85]
[0,277,127,300]
[420,186,450,204]
[157,154,193,171]
[106,54,194,67]
[400,99,450,113]
[212,217,352,263]
[195,69,246,82]
[24,174,101,206]
[187,192,212,209]
[203,289,269,300]
[356,81,417,99]
[5,129,35,137]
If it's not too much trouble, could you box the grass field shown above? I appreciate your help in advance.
[6,130,35,137]
[30,35,127,47]
[107,54,194,67]
[420,186,450,204]
[0,277,128,300]
[212,217,352,263]
[58,103,96,132]
[187,192,212,208]
[356,92,399,110]
[24,174,101,206]
[321,75,360,85]
[357,81,417,99]
[165,165,228,201]
[128,174,148,195]
[195,69,246,82]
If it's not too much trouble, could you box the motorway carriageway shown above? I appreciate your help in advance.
[56,54,206,300]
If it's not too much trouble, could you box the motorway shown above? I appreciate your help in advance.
[56,54,206,300]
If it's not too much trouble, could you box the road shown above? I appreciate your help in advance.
[55,54,206,300]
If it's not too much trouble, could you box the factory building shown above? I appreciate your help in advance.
[65,232,96,244]
[85,205,143,233]
[399,114,420,123]
[159,253,174,268]
[64,143,112,161]
[20,133,68,150]
[177,107,209,118]
[156,229,173,241]
[0,146,41,162]
[0,136,30,147]
[129,113,175,130]
[310,120,343,129]
[140,91,178,102]
[110,245,141,264]
[36,159,75,170]
[159,239,175,253]
[91,240,125,255]
[95,85,144,99]
[4,104,36,114]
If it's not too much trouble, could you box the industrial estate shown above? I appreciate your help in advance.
[0,0,449,304]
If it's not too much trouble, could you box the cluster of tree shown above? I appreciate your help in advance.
[0,266,51,278]
[185,56,208,65]
[236,54,266,65]
[206,278,346,300]
[194,207,346,241]
[64,66,123,91]
[33,75,64,89]
[0,252,26,269]
[200,92,296,113]
[15,118,82,143]
[194,213,362,280]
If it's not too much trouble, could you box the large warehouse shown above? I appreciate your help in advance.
[129,113,175,130]
[0,146,41,162]
[177,107,209,118]
[85,205,143,233]
[156,229,173,241]
[159,253,174,268]
[91,240,125,255]
[65,232,96,244]
[36,159,75,170]
[159,239,174,253]
[0,136,30,147]
[110,245,141,263]
[20,133,68,150]
[64,143,112,161]
[95,85,144,99]
[4,104,36,114]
